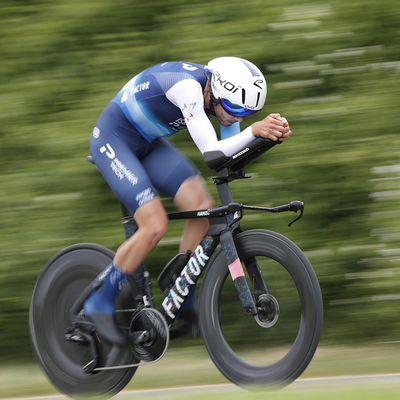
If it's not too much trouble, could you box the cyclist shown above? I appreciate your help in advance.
[84,57,292,345]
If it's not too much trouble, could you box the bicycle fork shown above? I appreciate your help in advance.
[220,228,260,316]
[221,200,305,316]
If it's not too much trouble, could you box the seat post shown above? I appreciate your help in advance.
[215,167,234,205]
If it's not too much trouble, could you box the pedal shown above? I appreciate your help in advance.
[65,327,98,373]
[65,331,90,345]
[130,330,150,344]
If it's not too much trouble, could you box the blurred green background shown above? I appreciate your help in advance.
[1,0,400,367]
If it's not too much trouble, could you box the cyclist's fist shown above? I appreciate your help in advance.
[252,113,292,141]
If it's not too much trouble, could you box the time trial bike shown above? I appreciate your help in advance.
[29,138,323,399]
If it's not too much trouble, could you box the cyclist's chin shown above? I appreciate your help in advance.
[220,120,236,127]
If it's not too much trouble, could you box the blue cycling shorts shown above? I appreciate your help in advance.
[90,102,199,215]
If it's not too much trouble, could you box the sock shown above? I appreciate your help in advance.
[84,261,129,316]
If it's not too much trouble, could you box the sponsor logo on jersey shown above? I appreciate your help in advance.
[110,158,138,185]
[169,118,186,130]
[181,103,196,123]
[136,188,155,207]
[100,144,138,186]
[100,143,115,159]
[130,81,151,95]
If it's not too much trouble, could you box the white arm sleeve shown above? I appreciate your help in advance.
[166,79,256,157]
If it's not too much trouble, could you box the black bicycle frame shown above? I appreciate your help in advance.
[80,138,304,327]
[164,206,258,324]
[117,139,304,326]
[121,201,254,325]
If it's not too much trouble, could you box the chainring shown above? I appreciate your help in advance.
[129,308,169,362]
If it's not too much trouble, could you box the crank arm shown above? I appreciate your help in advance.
[65,328,98,373]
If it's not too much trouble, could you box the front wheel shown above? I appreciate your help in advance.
[29,243,138,399]
[199,230,323,388]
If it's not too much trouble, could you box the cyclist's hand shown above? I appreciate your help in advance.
[252,113,292,141]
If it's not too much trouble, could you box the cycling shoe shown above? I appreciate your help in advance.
[83,289,128,346]
[88,313,128,346]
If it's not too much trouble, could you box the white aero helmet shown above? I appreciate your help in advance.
[207,57,267,117]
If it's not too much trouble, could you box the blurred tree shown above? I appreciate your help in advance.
[1,0,400,362]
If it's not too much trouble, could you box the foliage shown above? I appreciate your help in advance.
[1,0,400,362]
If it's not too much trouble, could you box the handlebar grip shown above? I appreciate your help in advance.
[273,201,304,213]
[289,201,304,212]
[274,204,291,212]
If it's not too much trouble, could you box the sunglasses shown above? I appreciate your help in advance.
[220,98,258,117]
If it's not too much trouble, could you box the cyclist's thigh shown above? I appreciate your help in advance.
[90,120,158,215]
[141,138,199,199]
[174,175,214,211]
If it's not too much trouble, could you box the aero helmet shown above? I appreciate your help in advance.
[207,57,267,117]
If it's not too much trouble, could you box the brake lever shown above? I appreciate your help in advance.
[242,201,304,227]
[288,201,304,227]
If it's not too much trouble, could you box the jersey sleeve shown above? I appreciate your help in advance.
[166,79,256,157]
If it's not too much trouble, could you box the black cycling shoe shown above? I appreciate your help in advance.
[88,313,129,346]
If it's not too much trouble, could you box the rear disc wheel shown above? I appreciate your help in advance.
[29,243,138,399]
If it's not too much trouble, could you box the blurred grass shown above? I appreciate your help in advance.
[166,385,400,400]
[1,344,399,398]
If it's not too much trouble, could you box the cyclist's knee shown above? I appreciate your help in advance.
[135,200,168,245]
[147,217,168,246]
[190,189,214,211]
[199,195,214,210]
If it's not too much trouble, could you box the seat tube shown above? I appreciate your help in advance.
[216,182,233,204]
[220,227,257,315]
[215,176,240,229]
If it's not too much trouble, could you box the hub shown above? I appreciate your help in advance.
[255,293,280,328]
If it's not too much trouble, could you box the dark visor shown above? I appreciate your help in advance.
[220,98,257,117]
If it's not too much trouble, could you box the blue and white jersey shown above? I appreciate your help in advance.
[111,61,255,157]
[112,62,210,141]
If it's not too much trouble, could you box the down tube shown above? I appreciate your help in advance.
[159,234,219,324]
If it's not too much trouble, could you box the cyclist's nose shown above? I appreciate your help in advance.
[235,117,244,123]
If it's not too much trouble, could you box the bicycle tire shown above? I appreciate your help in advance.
[199,229,323,388]
[29,243,138,399]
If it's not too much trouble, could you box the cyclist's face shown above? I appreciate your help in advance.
[214,104,244,127]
